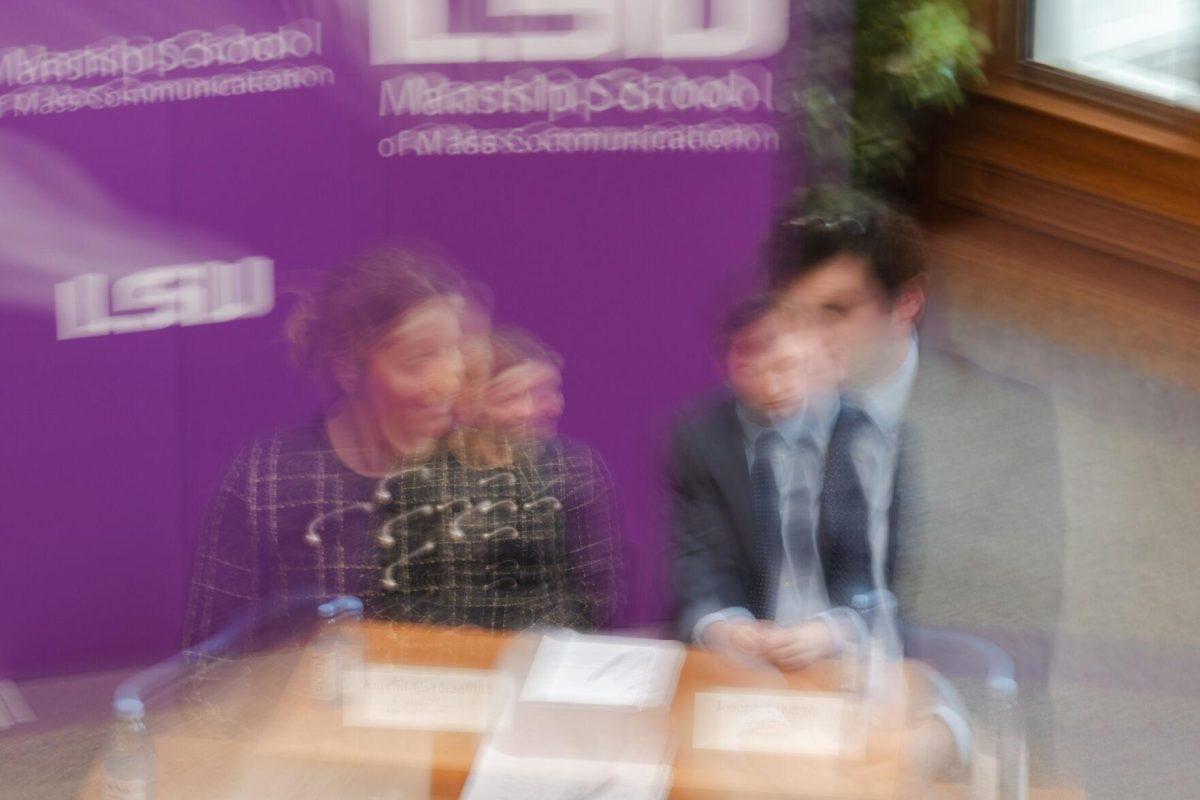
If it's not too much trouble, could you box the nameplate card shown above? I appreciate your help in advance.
[519,631,685,710]
[342,664,507,732]
[462,744,671,800]
[692,689,858,757]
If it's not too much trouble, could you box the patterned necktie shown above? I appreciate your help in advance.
[749,430,783,616]
[820,404,876,609]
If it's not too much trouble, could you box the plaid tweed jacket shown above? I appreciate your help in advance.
[182,421,621,651]
[372,438,622,631]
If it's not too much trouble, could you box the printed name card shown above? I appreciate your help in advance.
[462,744,672,800]
[342,664,507,732]
[519,631,685,710]
[692,689,858,757]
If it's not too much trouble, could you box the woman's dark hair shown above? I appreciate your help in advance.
[286,246,464,383]
[489,326,564,378]
[764,187,927,297]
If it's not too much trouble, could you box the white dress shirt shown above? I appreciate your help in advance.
[845,337,918,611]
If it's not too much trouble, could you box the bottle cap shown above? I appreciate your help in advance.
[988,676,1019,699]
[850,590,897,612]
[113,697,145,721]
[318,595,364,619]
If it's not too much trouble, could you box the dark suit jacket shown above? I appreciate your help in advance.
[668,348,1066,774]
[669,396,894,638]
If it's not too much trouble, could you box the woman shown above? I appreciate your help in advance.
[185,254,620,649]
[375,327,622,631]
[181,246,467,648]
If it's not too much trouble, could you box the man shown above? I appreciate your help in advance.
[670,295,848,666]
[670,285,972,784]
[670,189,1065,778]
[765,189,1066,779]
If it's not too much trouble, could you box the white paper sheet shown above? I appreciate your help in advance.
[462,744,671,800]
[519,632,684,710]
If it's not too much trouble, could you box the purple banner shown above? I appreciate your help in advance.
[0,0,795,679]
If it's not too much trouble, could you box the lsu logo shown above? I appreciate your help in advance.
[369,0,789,64]
[55,257,274,340]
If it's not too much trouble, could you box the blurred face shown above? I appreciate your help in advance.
[484,360,564,442]
[453,302,495,427]
[726,314,832,423]
[776,254,920,389]
[356,297,465,451]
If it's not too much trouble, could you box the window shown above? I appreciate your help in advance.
[1030,0,1200,110]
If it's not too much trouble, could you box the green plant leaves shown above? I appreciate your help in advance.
[790,0,991,187]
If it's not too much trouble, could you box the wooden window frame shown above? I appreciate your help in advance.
[921,1,1200,285]
[985,0,1200,133]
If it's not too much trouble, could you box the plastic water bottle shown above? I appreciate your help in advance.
[337,597,366,695]
[971,677,1028,800]
[103,698,155,800]
[311,596,365,703]
[992,677,1029,800]
[850,591,904,700]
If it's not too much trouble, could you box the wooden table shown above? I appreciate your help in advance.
[80,623,1084,799]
